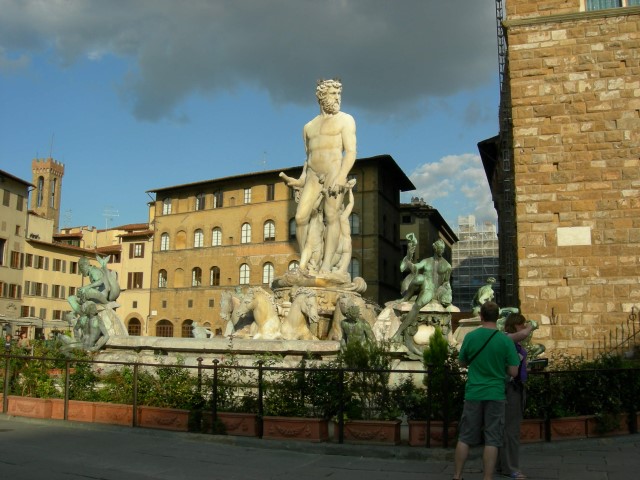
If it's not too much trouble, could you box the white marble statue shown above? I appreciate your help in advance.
[280,78,357,275]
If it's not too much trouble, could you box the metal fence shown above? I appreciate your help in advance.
[2,350,639,448]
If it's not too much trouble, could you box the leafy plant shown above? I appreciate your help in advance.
[421,327,465,421]
[136,357,203,410]
[338,339,399,420]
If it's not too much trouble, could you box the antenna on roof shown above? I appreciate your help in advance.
[256,151,268,170]
[103,206,119,230]
[63,210,73,228]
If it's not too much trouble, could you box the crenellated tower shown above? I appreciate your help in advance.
[31,157,65,232]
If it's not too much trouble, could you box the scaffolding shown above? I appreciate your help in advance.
[452,215,500,311]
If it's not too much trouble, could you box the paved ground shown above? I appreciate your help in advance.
[1,415,638,480]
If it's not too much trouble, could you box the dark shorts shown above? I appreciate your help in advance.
[457,399,506,447]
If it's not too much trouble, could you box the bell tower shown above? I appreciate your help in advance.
[31,157,65,232]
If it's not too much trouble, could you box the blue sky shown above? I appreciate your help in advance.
[0,1,500,231]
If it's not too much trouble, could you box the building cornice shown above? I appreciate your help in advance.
[503,6,640,28]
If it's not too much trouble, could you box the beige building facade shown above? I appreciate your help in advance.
[147,155,414,337]
[482,1,640,354]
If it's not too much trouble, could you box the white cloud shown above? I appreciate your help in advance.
[0,0,498,121]
[408,153,497,227]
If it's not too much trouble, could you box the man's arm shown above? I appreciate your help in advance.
[507,365,519,378]
[507,323,534,343]
[337,113,357,184]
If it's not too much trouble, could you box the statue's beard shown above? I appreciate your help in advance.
[322,100,340,114]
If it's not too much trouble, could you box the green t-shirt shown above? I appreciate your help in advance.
[459,327,520,401]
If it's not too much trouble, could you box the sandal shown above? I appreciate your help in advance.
[503,472,526,480]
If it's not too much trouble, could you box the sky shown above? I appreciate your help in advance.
[0,0,501,232]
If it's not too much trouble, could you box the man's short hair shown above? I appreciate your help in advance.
[480,301,500,323]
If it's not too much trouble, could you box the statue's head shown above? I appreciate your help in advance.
[316,78,342,114]
[78,257,90,274]
[345,305,360,321]
[433,239,445,256]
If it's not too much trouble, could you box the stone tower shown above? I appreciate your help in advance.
[31,158,65,232]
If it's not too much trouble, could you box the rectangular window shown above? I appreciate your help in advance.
[586,0,621,9]
[16,194,24,211]
[25,254,33,267]
[52,285,61,298]
[244,188,252,204]
[213,191,224,208]
[266,183,275,201]
[0,238,5,266]
[129,243,144,258]
[2,190,9,207]
[70,261,78,274]
[127,272,144,289]
[53,258,62,271]
[9,284,21,299]
[162,300,167,308]
[132,301,138,309]
[188,299,193,308]
[69,286,76,296]
[21,305,30,317]
[209,299,214,308]
[39,307,46,319]
[10,251,22,269]
[52,310,63,320]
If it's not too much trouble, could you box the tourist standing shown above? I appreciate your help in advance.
[498,313,536,480]
[453,301,520,480]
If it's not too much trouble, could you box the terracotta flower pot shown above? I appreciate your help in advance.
[7,396,52,419]
[137,405,189,432]
[336,419,401,445]
[550,416,589,440]
[94,402,133,426]
[263,416,329,442]
[205,412,259,437]
[520,418,544,443]
[408,420,457,447]
[51,399,96,422]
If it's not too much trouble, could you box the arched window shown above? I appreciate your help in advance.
[288,260,300,271]
[241,223,251,244]
[195,192,205,210]
[263,220,275,242]
[160,233,170,251]
[128,318,141,336]
[210,266,220,286]
[162,198,172,215]
[349,213,360,235]
[262,262,274,285]
[181,320,193,338]
[212,227,222,246]
[37,176,44,207]
[239,264,250,285]
[192,267,202,287]
[289,218,296,239]
[158,269,168,288]
[50,178,57,208]
[348,258,361,279]
[156,319,173,337]
[194,229,204,248]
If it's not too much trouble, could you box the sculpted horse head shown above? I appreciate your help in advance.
[235,287,282,340]
[281,287,319,341]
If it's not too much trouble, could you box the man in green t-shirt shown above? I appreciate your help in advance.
[453,301,520,480]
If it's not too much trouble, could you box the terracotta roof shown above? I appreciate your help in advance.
[53,232,83,239]
[96,245,122,253]
[118,229,154,238]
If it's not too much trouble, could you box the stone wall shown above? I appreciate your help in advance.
[505,10,640,353]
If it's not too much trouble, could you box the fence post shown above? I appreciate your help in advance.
[426,364,432,448]
[443,366,450,448]
[337,367,344,444]
[543,371,551,442]
[211,359,219,425]
[257,360,264,439]
[64,358,71,421]
[132,363,139,428]
[2,350,10,413]
[197,357,203,395]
